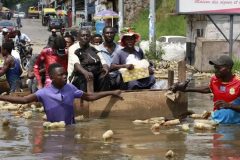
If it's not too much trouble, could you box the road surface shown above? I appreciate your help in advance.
[19,18,53,53]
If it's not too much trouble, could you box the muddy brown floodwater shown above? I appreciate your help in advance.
[1,79,240,159]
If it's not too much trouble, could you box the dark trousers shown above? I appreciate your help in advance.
[72,72,110,92]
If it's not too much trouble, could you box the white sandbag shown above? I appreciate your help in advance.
[161,43,186,62]
[139,40,162,53]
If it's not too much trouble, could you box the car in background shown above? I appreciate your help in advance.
[158,36,186,44]
[0,20,17,38]
[48,17,63,31]
[157,36,186,61]
[13,12,19,18]
[18,12,26,18]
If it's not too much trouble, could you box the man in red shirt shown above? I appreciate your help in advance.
[34,36,68,89]
[171,55,240,124]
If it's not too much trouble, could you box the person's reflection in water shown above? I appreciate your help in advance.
[32,126,84,159]
[211,126,240,160]
[32,127,44,153]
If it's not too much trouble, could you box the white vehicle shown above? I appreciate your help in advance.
[158,35,186,44]
[13,12,19,18]
[158,36,186,61]
[18,12,26,18]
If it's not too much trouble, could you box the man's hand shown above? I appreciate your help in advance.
[214,100,232,110]
[126,64,134,70]
[37,83,43,89]
[169,79,190,93]
[83,71,94,81]
[111,90,123,100]
[148,66,154,75]
[101,65,109,77]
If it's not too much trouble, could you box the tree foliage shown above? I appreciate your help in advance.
[2,0,37,10]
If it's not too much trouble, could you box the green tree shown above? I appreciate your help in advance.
[2,0,37,9]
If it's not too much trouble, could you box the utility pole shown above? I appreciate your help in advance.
[149,0,156,53]
[229,15,233,57]
[84,0,88,22]
[118,0,124,35]
[72,0,75,26]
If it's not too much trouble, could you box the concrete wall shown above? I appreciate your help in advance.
[194,38,240,72]
[187,15,240,71]
[186,15,240,43]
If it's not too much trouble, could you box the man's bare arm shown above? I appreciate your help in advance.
[81,90,122,101]
[0,94,38,104]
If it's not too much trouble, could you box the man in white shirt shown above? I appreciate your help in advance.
[14,30,31,45]
[67,40,80,82]
[97,26,122,89]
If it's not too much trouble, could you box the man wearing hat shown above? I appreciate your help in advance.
[171,55,240,124]
[0,28,10,48]
[47,28,58,47]
[110,29,155,90]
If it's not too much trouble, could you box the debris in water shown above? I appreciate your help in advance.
[165,150,175,158]
[163,119,180,126]
[102,130,114,140]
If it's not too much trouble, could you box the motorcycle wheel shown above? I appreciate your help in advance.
[21,57,30,70]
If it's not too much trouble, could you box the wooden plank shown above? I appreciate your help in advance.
[177,60,188,106]
[82,62,188,119]
[88,90,188,120]
[168,70,174,88]
[178,60,186,82]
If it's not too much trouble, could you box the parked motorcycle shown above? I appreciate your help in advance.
[16,40,33,70]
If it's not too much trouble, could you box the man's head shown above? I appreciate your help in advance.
[209,55,234,79]
[64,34,74,48]
[120,32,141,48]
[53,36,66,56]
[2,42,14,56]
[121,35,137,48]
[103,26,116,43]
[91,34,103,46]
[48,63,67,88]
[2,28,8,36]
[78,28,91,47]
[15,30,21,36]
[51,28,57,36]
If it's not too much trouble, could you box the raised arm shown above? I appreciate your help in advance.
[170,80,211,94]
[81,90,122,101]
[184,86,211,93]
[0,94,38,104]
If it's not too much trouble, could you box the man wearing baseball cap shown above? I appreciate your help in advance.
[0,28,9,47]
[47,28,58,47]
[170,55,240,124]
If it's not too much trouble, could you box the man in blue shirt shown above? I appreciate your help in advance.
[0,63,121,125]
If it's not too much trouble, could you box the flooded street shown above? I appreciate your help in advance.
[0,19,240,160]
[1,103,240,159]
[1,80,240,159]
